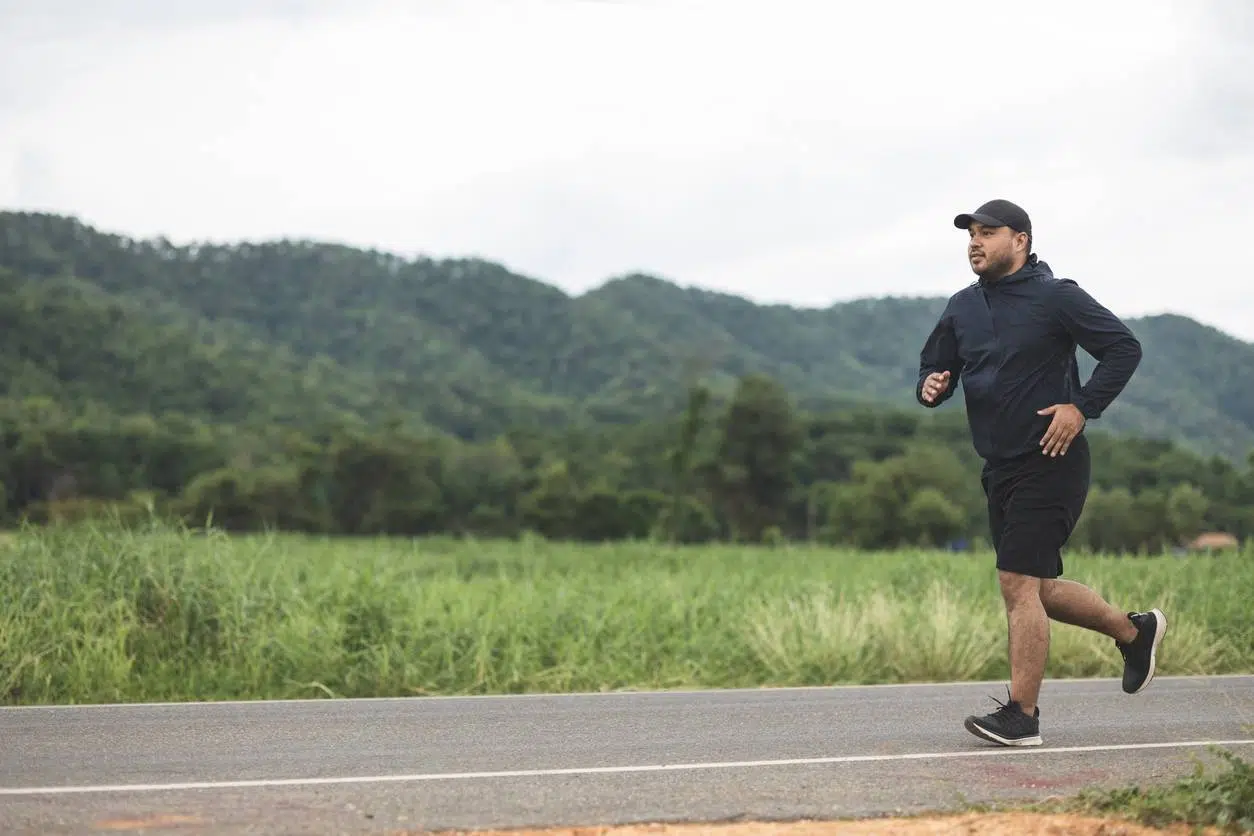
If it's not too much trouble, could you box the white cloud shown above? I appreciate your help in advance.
[2,0,1251,340]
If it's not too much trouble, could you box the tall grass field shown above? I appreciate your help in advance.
[1,521,1250,705]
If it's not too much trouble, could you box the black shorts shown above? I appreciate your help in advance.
[981,433,1091,579]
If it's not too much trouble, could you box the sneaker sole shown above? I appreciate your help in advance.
[963,717,1042,747]
[1127,607,1167,695]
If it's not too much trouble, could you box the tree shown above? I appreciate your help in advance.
[707,375,802,542]
[822,446,978,548]
[518,459,580,539]
[1165,482,1209,544]
[902,487,967,547]
[663,383,711,542]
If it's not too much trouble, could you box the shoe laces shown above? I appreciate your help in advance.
[985,687,1021,719]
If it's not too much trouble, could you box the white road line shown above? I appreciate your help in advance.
[3,739,1251,796]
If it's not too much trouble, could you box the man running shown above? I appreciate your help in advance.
[916,198,1166,746]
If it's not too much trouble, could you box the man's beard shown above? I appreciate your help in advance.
[971,251,1015,279]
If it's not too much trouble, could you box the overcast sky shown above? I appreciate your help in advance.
[2,0,1251,340]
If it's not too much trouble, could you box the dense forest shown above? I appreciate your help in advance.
[1,210,1252,552]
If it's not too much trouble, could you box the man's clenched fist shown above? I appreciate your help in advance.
[921,370,951,403]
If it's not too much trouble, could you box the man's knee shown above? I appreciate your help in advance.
[998,569,1042,609]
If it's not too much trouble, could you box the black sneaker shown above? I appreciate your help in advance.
[1116,608,1167,694]
[964,690,1042,747]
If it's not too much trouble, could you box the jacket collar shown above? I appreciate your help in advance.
[979,255,1052,290]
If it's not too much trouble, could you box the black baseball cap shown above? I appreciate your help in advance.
[953,199,1031,234]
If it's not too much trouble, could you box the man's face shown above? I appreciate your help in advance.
[967,223,1022,278]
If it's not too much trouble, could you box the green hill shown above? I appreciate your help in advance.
[2,210,1252,459]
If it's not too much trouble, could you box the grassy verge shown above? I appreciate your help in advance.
[1,519,1251,705]
[1030,747,1254,834]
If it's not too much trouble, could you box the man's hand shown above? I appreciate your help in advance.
[1037,403,1086,456]
[920,370,951,404]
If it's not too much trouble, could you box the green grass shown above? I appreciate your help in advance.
[1033,748,1254,834]
[1,519,1251,705]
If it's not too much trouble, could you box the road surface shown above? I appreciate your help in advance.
[1,675,1251,834]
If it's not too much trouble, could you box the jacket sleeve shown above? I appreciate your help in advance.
[1050,279,1142,419]
[916,301,964,408]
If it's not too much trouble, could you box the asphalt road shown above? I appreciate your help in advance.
[1,675,1252,835]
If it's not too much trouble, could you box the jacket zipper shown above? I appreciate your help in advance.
[981,286,1002,459]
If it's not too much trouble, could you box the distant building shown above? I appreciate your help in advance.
[1186,532,1240,552]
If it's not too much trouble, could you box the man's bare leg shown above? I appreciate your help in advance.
[1040,578,1137,643]
[998,569,1050,716]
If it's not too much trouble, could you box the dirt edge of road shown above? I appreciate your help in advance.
[418,811,1223,836]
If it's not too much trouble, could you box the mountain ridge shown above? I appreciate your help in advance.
[2,209,1251,459]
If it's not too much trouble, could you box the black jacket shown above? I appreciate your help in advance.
[916,257,1142,464]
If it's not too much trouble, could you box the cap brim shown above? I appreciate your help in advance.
[953,212,1006,229]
